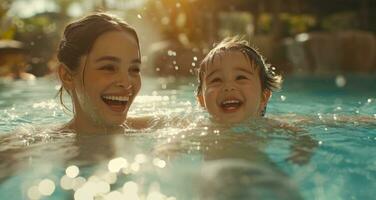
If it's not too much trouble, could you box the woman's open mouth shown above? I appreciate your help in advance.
[101,95,129,113]
[220,99,243,112]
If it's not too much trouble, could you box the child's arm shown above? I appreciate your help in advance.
[266,118,318,165]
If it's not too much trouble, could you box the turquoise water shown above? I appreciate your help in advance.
[0,75,375,200]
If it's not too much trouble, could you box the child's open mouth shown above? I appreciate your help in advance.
[220,99,243,112]
[101,95,129,113]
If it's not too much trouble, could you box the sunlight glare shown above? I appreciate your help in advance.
[38,179,55,196]
[66,165,79,178]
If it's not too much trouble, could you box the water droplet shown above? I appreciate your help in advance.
[135,154,147,164]
[193,56,198,61]
[130,162,140,172]
[153,158,166,168]
[122,181,139,197]
[333,114,337,120]
[66,165,79,178]
[280,95,286,101]
[367,98,372,103]
[105,191,126,200]
[137,14,142,19]
[318,141,323,145]
[60,175,74,190]
[27,186,41,199]
[38,179,55,196]
[335,75,346,87]
[191,62,196,67]
[108,157,128,173]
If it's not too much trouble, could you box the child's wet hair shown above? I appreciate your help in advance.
[56,12,139,111]
[196,36,282,96]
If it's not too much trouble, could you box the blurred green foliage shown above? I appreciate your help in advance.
[0,0,374,76]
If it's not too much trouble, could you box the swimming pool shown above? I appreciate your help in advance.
[0,75,375,200]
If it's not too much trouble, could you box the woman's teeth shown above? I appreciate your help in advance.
[102,95,129,102]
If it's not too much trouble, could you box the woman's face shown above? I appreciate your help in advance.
[70,31,141,129]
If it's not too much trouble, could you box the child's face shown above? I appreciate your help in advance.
[70,31,141,128]
[198,50,270,123]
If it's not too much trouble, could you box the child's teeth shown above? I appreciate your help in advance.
[223,100,240,104]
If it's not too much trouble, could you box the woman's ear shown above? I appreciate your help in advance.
[58,64,74,91]
[196,94,206,108]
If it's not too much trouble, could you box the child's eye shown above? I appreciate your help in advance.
[236,75,248,80]
[210,78,221,83]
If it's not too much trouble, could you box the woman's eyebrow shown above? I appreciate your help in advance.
[130,58,141,65]
[95,56,121,63]
[95,57,141,65]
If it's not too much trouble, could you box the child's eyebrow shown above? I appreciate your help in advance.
[206,69,219,79]
[236,67,254,75]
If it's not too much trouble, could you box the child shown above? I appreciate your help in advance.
[193,37,317,165]
[57,12,149,134]
[196,36,282,123]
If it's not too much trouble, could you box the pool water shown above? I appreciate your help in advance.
[0,75,375,200]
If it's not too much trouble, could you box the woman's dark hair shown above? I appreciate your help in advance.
[57,12,140,110]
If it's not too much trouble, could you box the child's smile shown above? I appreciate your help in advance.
[220,97,243,113]
[199,50,269,123]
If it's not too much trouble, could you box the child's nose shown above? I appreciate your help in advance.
[223,82,236,92]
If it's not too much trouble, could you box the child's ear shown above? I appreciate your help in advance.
[261,89,272,106]
[196,94,205,108]
[58,64,74,91]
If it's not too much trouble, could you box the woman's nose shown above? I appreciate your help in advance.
[115,72,130,88]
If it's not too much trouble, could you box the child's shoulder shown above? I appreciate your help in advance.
[126,115,163,129]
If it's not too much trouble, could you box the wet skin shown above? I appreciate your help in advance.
[198,50,270,123]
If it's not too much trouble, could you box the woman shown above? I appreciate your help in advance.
[57,12,149,134]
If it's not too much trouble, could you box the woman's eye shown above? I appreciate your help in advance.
[99,65,115,71]
[129,66,140,74]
